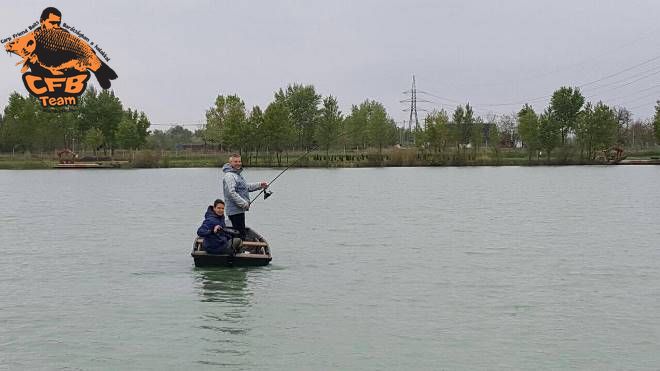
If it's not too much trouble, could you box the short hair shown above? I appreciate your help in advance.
[213,199,225,207]
[229,153,241,160]
[40,7,61,22]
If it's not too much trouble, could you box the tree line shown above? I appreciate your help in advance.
[2,84,659,161]
[202,84,399,161]
[415,86,660,161]
[0,89,149,155]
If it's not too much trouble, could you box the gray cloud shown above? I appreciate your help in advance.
[2,0,660,128]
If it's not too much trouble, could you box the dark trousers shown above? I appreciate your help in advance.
[228,213,246,238]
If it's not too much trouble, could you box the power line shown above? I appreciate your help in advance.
[582,64,660,92]
[613,90,660,107]
[448,25,660,90]
[627,101,658,111]
[406,53,660,116]
[577,55,660,89]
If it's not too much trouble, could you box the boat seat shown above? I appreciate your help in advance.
[242,241,268,247]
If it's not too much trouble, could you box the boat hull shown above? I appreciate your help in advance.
[191,227,271,267]
[191,251,272,267]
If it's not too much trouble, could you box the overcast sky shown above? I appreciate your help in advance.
[3,0,660,130]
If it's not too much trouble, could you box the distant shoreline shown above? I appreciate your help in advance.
[2,148,659,170]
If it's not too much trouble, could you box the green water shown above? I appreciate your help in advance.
[1,167,659,370]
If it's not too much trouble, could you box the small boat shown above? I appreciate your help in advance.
[191,227,272,267]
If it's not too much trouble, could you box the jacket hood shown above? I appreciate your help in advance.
[222,163,242,174]
[205,205,223,220]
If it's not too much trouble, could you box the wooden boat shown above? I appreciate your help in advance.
[191,227,272,267]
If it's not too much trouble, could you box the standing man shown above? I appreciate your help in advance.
[222,154,268,238]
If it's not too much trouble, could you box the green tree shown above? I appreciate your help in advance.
[487,122,500,159]
[343,100,395,153]
[246,106,264,159]
[424,110,449,153]
[470,119,484,157]
[452,104,475,157]
[0,93,40,152]
[275,84,321,149]
[344,104,369,150]
[83,128,104,158]
[80,89,123,154]
[245,106,262,150]
[168,125,194,147]
[262,100,295,165]
[116,115,138,150]
[653,101,660,144]
[57,110,82,151]
[517,104,540,161]
[413,123,426,149]
[538,109,561,160]
[116,109,150,150]
[549,86,584,144]
[576,103,592,158]
[366,101,396,154]
[220,95,248,153]
[204,95,230,147]
[134,111,151,149]
[315,95,343,156]
[1,89,149,154]
[33,109,69,151]
[577,102,618,159]
[146,129,169,150]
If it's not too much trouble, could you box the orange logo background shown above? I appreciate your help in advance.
[4,7,117,108]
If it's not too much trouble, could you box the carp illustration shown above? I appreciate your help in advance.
[4,7,117,89]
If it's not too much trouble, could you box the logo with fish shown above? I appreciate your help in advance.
[3,7,117,108]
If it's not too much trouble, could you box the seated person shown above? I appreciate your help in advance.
[197,199,241,254]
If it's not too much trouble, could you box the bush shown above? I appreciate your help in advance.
[388,148,417,166]
[131,150,161,168]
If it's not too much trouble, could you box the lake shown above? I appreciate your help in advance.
[1,166,659,370]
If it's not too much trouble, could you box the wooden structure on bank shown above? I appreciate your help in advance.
[54,148,124,168]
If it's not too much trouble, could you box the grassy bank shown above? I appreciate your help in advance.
[0,158,54,169]
[2,147,660,170]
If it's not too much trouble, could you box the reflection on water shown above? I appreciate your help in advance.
[196,268,250,304]
[193,268,253,367]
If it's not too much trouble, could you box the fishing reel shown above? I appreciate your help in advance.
[263,189,273,199]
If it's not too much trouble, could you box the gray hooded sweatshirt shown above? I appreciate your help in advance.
[222,163,261,216]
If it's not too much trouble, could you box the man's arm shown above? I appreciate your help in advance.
[247,182,268,192]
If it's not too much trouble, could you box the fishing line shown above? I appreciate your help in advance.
[248,127,360,205]
[249,145,318,204]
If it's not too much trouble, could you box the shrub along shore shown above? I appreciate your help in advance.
[2,147,659,170]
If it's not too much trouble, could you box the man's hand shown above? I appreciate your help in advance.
[260,181,268,189]
[213,225,222,233]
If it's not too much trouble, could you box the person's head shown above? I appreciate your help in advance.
[229,154,242,170]
[213,199,225,215]
[40,7,62,30]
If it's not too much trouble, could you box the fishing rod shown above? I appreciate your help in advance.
[248,128,356,204]
[249,145,318,204]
